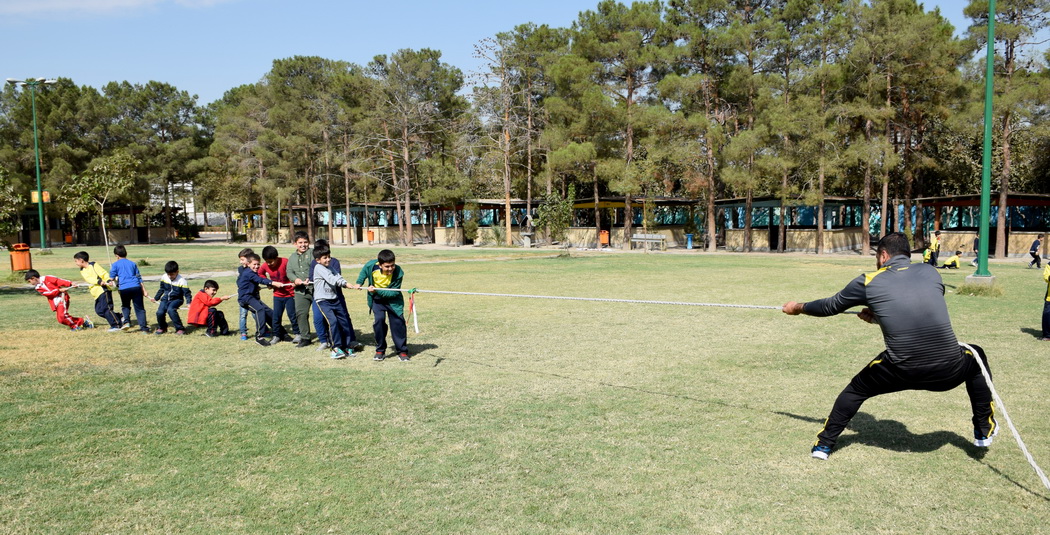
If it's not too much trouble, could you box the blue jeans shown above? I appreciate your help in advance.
[272,296,299,338]
[312,300,327,345]
[118,287,148,331]
[155,299,185,331]
[239,304,248,336]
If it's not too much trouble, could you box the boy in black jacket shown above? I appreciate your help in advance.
[238,252,289,346]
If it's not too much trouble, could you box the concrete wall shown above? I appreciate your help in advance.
[725,228,867,253]
[939,230,1048,258]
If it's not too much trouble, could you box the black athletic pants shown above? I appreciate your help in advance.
[94,292,122,328]
[816,344,996,449]
[206,308,229,336]
[241,296,273,339]
[372,301,408,354]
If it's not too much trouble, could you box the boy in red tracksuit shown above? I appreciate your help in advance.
[25,269,91,330]
[188,280,233,337]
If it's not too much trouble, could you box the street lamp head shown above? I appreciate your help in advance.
[5,78,57,87]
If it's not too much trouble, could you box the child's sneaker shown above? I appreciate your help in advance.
[120,322,131,331]
[83,319,95,329]
[330,348,348,360]
[240,334,248,341]
[107,327,122,333]
[154,329,166,335]
[349,342,364,352]
[374,351,385,361]
[254,337,270,347]
[315,342,330,352]
[174,330,187,335]
[269,335,281,346]
[811,445,832,460]
[398,352,410,362]
[291,335,302,345]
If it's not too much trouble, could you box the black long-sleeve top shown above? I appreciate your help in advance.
[802,255,960,372]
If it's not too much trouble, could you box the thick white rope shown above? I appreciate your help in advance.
[359,286,785,310]
[960,342,1050,490]
[361,286,859,334]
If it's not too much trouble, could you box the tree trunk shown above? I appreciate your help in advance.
[744,189,753,253]
[324,141,334,245]
[98,207,110,256]
[402,125,413,247]
[705,145,717,253]
[881,70,892,238]
[594,175,601,248]
[995,110,1013,259]
[503,123,513,247]
[164,180,172,242]
[526,77,535,223]
[343,134,352,245]
[817,163,825,255]
[306,172,315,242]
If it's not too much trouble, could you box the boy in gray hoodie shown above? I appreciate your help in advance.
[312,244,360,359]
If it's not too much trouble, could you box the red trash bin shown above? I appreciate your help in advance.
[10,243,31,271]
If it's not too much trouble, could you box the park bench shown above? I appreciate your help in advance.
[630,233,667,251]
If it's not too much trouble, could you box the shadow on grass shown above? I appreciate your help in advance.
[1019,327,1045,340]
[778,410,972,455]
[354,332,439,357]
[777,410,1050,500]
[0,285,35,296]
[978,459,1050,501]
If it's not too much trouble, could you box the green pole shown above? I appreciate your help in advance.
[28,82,47,250]
[974,0,996,277]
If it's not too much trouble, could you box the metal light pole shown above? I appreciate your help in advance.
[969,0,996,284]
[6,77,56,250]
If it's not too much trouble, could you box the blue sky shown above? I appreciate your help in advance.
[2,0,973,105]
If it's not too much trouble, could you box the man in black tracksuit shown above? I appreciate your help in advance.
[783,232,997,460]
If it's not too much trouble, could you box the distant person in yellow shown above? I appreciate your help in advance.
[1041,264,1050,341]
[73,250,124,331]
[939,251,962,270]
[928,230,941,266]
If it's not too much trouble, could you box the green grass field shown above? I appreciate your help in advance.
[2,245,1049,534]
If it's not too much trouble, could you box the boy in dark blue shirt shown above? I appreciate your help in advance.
[237,248,254,340]
[1029,234,1044,268]
[238,252,289,346]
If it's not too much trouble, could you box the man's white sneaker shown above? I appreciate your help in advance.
[975,426,999,447]
[811,445,832,460]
